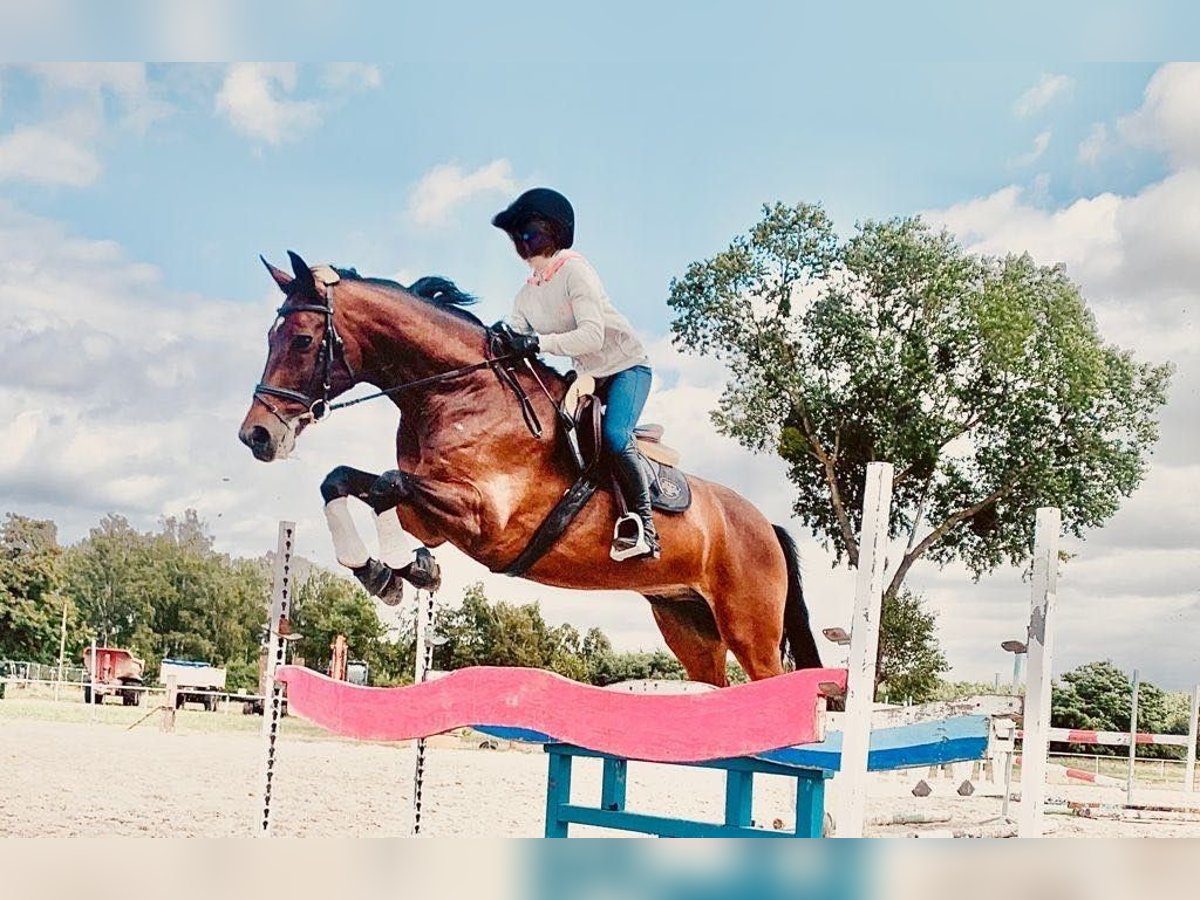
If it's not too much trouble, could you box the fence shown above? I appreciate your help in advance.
[0,659,87,683]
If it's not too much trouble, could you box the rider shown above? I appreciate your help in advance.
[491,188,660,561]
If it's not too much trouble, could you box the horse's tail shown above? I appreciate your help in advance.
[773,524,822,670]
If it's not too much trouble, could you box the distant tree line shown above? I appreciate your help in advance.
[0,510,702,692]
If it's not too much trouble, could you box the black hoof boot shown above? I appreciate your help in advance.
[352,557,405,606]
[396,547,442,592]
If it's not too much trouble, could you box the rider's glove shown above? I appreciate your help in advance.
[491,321,541,356]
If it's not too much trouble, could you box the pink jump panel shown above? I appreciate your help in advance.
[276,665,847,763]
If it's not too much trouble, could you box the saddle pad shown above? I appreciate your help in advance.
[648,459,691,513]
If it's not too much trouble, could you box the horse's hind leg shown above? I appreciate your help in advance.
[646,594,729,687]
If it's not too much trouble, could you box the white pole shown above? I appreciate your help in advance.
[411,590,436,836]
[89,637,98,719]
[55,599,68,703]
[1185,686,1199,792]
[1017,507,1061,839]
[834,461,894,838]
[1127,670,1140,806]
[259,521,296,837]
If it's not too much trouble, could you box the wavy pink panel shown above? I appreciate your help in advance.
[276,665,847,763]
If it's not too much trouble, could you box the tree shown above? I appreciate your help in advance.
[62,514,155,649]
[0,514,83,662]
[1051,661,1179,758]
[668,203,1172,597]
[876,589,948,703]
[290,569,389,679]
[433,583,592,681]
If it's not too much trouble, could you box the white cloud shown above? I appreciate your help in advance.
[1013,73,1073,117]
[214,63,320,145]
[0,125,102,186]
[407,159,517,226]
[26,62,148,96]
[1009,129,1051,166]
[322,63,382,93]
[1118,62,1200,167]
[0,64,174,187]
[1078,122,1109,163]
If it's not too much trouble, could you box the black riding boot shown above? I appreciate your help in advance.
[610,444,660,561]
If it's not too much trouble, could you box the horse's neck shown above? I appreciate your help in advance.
[341,282,564,459]
[344,284,481,387]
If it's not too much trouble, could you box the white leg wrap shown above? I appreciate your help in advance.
[375,509,413,568]
[324,497,370,569]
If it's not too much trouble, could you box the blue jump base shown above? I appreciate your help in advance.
[479,715,990,838]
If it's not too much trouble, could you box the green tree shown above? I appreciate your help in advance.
[290,569,389,679]
[433,583,590,680]
[0,514,84,662]
[62,514,155,649]
[876,589,948,703]
[668,203,1172,598]
[1052,661,1179,758]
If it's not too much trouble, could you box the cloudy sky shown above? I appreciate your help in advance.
[1,60,1196,687]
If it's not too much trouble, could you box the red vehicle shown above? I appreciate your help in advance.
[82,647,145,706]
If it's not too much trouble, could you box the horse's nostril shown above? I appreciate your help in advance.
[241,425,272,451]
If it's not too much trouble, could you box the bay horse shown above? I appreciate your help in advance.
[237,252,821,685]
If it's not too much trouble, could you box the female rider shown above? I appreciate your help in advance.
[491,188,659,561]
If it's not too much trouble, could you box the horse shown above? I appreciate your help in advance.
[237,252,821,685]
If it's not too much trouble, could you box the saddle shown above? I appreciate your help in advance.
[562,374,691,514]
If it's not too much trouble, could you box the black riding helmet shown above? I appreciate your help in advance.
[491,187,575,249]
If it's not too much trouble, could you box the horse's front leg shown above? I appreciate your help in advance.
[320,465,442,604]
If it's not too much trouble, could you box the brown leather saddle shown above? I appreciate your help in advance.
[499,372,691,577]
[563,374,691,514]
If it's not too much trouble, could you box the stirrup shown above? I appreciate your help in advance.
[610,514,657,561]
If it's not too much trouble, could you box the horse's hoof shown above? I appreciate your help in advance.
[352,557,403,603]
[398,548,442,592]
[378,575,405,607]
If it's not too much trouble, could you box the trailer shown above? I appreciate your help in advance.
[82,647,145,706]
[159,659,227,711]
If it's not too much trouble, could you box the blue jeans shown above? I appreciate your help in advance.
[598,365,652,453]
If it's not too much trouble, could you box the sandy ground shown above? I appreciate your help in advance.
[3,700,1200,838]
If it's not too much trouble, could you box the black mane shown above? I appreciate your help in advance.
[334,267,483,326]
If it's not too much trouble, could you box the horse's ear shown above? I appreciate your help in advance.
[260,255,293,292]
[287,250,316,294]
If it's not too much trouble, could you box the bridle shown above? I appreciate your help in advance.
[253,281,348,429]
[253,278,560,438]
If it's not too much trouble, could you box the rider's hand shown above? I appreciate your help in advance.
[492,321,541,356]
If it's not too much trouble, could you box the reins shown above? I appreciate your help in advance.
[254,279,558,438]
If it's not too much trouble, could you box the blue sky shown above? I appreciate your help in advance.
[2,61,1197,688]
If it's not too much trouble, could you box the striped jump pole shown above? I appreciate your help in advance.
[259,520,296,837]
[411,589,436,835]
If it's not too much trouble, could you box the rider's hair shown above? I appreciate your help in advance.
[510,216,566,260]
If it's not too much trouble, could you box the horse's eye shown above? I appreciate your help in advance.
[291,335,314,351]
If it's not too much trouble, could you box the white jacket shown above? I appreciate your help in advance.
[508,251,650,378]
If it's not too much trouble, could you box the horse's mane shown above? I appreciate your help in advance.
[334,267,484,327]
[333,266,565,390]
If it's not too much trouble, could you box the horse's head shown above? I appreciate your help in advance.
[238,251,355,462]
